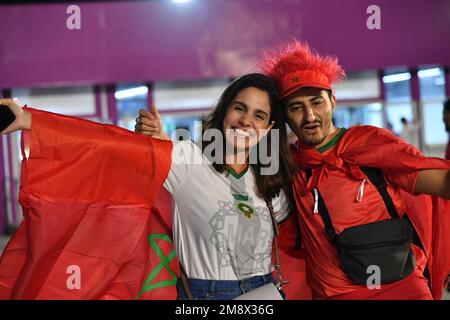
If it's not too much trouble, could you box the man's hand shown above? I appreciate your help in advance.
[0,98,31,135]
[134,104,170,141]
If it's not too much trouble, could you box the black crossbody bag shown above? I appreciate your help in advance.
[306,167,415,285]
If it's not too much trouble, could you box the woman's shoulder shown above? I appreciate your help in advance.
[171,139,216,169]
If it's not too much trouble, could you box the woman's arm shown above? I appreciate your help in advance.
[0,98,31,134]
[134,103,170,141]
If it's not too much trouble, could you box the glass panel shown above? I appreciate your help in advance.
[154,79,228,111]
[422,102,447,145]
[418,67,445,100]
[12,86,95,116]
[161,114,204,142]
[418,66,446,150]
[383,69,412,103]
[383,68,418,146]
[385,103,415,136]
[115,84,148,131]
[334,70,380,100]
[334,103,383,128]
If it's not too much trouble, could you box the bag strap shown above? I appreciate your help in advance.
[305,169,337,241]
[305,167,400,240]
[179,263,195,300]
[265,198,289,289]
[359,167,400,219]
[286,186,302,250]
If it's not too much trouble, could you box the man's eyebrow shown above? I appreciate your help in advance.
[310,96,324,102]
[287,101,303,107]
[287,95,324,107]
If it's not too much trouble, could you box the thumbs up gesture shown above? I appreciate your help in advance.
[134,103,170,141]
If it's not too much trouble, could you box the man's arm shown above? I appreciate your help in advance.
[414,169,450,199]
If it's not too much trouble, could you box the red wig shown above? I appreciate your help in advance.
[259,40,345,98]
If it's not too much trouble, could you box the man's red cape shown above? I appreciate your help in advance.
[0,108,311,299]
[291,125,450,300]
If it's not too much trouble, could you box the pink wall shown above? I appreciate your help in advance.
[0,0,450,88]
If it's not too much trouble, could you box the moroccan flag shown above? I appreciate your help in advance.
[0,108,178,299]
[431,196,450,300]
[401,191,450,300]
[278,214,312,300]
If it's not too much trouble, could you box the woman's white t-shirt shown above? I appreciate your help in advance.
[163,141,290,280]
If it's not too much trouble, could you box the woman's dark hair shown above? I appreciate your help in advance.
[202,73,296,199]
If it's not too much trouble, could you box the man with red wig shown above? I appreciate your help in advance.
[260,40,450,300]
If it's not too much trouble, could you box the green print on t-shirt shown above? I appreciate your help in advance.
[237,202,254,219]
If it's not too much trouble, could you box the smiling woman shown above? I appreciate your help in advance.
[200,73,295,200]
[135,73,297,300]
[222,86,273,161]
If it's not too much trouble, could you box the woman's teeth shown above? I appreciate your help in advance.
[234,128,250,137]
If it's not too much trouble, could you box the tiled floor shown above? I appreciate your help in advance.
[0,235,449,300]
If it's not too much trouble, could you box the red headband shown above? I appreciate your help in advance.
[279,70,332,99]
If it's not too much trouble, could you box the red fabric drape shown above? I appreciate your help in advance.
[0,108,176,299]
[291,125,450,299]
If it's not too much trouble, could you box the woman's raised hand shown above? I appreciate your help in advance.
[0,98,31,135]
[134,103,170,141]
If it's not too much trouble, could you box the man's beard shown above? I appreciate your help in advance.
[300,134,326,147]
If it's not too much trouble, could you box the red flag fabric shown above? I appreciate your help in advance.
[431,196,450,300]
[277,214,312,299]
[291,125,450,300]
[0,108,177,299]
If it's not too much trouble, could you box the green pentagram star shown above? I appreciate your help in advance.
[135,234,177,299]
